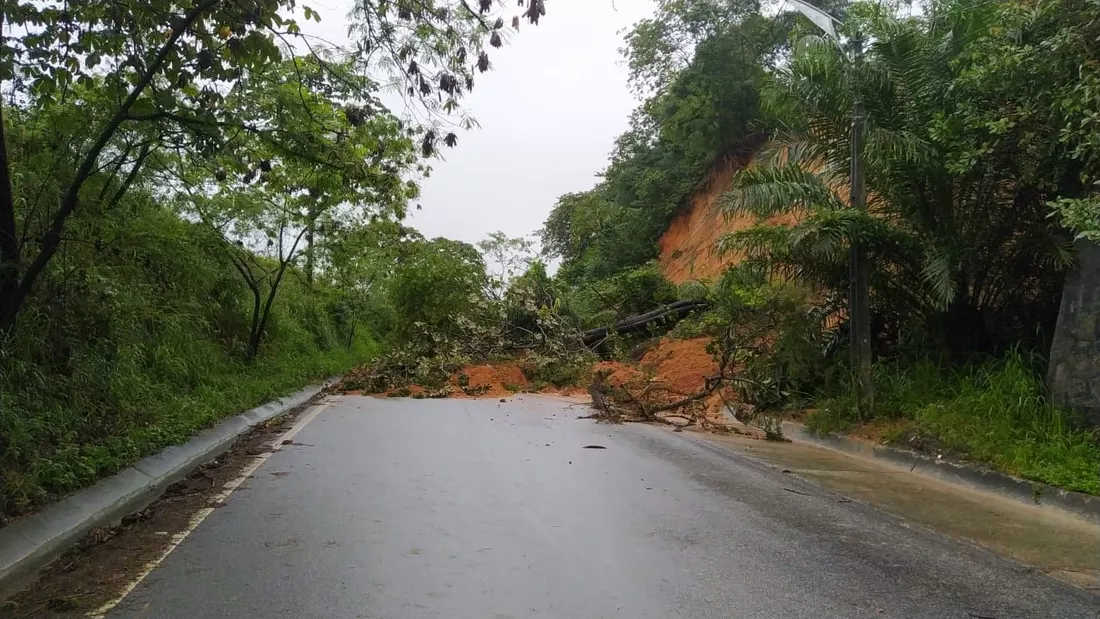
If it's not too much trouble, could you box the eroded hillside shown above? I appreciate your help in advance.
[657,150,797,283]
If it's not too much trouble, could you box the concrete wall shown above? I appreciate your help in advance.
[1049,240,1100,426]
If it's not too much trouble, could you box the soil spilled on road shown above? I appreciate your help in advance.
[338,338,743,434]
[451,363,529,397]
[590,337,746,433]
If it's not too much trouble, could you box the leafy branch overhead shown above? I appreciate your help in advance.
[0,0,549,334]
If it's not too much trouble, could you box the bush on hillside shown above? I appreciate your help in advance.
[0,202,376,521]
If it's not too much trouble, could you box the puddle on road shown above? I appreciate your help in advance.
[698,431,1100,592]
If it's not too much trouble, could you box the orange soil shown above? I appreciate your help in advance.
[658,158,748,284]
[656,150,802,284]
[450,363,529,398]
[592,360,646,388]
[593,337,742,431]
[638,337,717,394]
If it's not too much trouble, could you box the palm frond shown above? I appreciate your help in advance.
[716,224,792,261]
[721,164,846,219]
[863,127,936,168]
[920,246,957,310]
[788,217,848,263]
[759,132,850,186]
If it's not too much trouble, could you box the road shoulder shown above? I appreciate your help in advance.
[684,427,1100,592]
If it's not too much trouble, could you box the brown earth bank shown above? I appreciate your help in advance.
[657,150,801,285]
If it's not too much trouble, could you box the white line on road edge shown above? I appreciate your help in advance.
[88,403,330,618]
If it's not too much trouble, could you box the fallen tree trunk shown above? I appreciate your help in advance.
[581,300,709,347]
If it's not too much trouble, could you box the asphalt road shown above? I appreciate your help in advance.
[106,395,1099,619]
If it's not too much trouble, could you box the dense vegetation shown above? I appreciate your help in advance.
[3,0,1100,519]
[541,2,792,282]
[542,0,1100,493]
[0,0,550,519]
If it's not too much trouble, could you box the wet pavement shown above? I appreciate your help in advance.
[106,395,1099,618]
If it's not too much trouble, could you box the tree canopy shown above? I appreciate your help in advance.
[0,0,550,333]
[541,1,789,283]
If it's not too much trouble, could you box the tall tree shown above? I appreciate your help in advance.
[0,0,548,334]
[174,55,419,360]
[720,0,1081,355]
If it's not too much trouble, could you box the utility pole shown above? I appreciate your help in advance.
[848,34,873,416]
[783,1,874,415]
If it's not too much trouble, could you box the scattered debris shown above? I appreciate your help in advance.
[664,415,692,428]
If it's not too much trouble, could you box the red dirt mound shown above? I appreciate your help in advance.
[451,363,529,398]
[638,337,717,394]
[592,337,742,431]
[592,361,646,389]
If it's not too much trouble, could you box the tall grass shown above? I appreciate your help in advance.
[809,353,1100,495]
[0,208,379,521]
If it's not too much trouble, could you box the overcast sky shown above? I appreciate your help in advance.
[302,0,656,246]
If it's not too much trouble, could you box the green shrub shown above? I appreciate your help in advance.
[563,262,680,330]
[709,267,834,410]
[0,207,379,519]
[808,354,1100,495]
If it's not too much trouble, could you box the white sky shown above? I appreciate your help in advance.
[301,0,656,246]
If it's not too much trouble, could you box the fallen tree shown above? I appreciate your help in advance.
[582,279,832,441]
[581,300,709,347]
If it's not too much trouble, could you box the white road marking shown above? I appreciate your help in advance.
[88,403,329,618]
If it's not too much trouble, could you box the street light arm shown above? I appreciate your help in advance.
[784,0,846,53]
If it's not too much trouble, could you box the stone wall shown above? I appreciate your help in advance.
[1049,240,1100,426]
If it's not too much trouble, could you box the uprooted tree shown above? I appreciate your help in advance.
[586,267,830,438]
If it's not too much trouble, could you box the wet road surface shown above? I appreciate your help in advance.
[106,395,1099,618]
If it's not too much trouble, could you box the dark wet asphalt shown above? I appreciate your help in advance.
[107,396,1099,619]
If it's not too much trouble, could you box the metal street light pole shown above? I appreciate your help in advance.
[784,1,873,415]
[847,34,873,416]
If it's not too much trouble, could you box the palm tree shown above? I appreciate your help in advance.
[719,1,1075,358]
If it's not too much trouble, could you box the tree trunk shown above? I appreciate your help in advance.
[246,284,263,363]
[1049,239,1100,427]
[581,300,708,347]
[346,315,358,350]
[0,0,218,334]
[0,88,20,334]
[305,223,315,287]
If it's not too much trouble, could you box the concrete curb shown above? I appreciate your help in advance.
[0,380,334,599]
[781,421,1100,525]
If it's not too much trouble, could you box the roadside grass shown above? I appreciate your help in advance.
[807,353,1100,495]
[0,317,378,523]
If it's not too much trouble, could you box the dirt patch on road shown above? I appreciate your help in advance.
[451,363,529,398]
[589,337,747,433]
[0,401,323,619]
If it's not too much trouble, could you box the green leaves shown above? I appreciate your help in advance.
[544,8,786,284]
[718,0,1088,354]
[722,164,846,218]
[1049,197,1100,241]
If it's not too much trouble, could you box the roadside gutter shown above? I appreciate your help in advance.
[781,421,1100,526]
[0,381,333,600]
